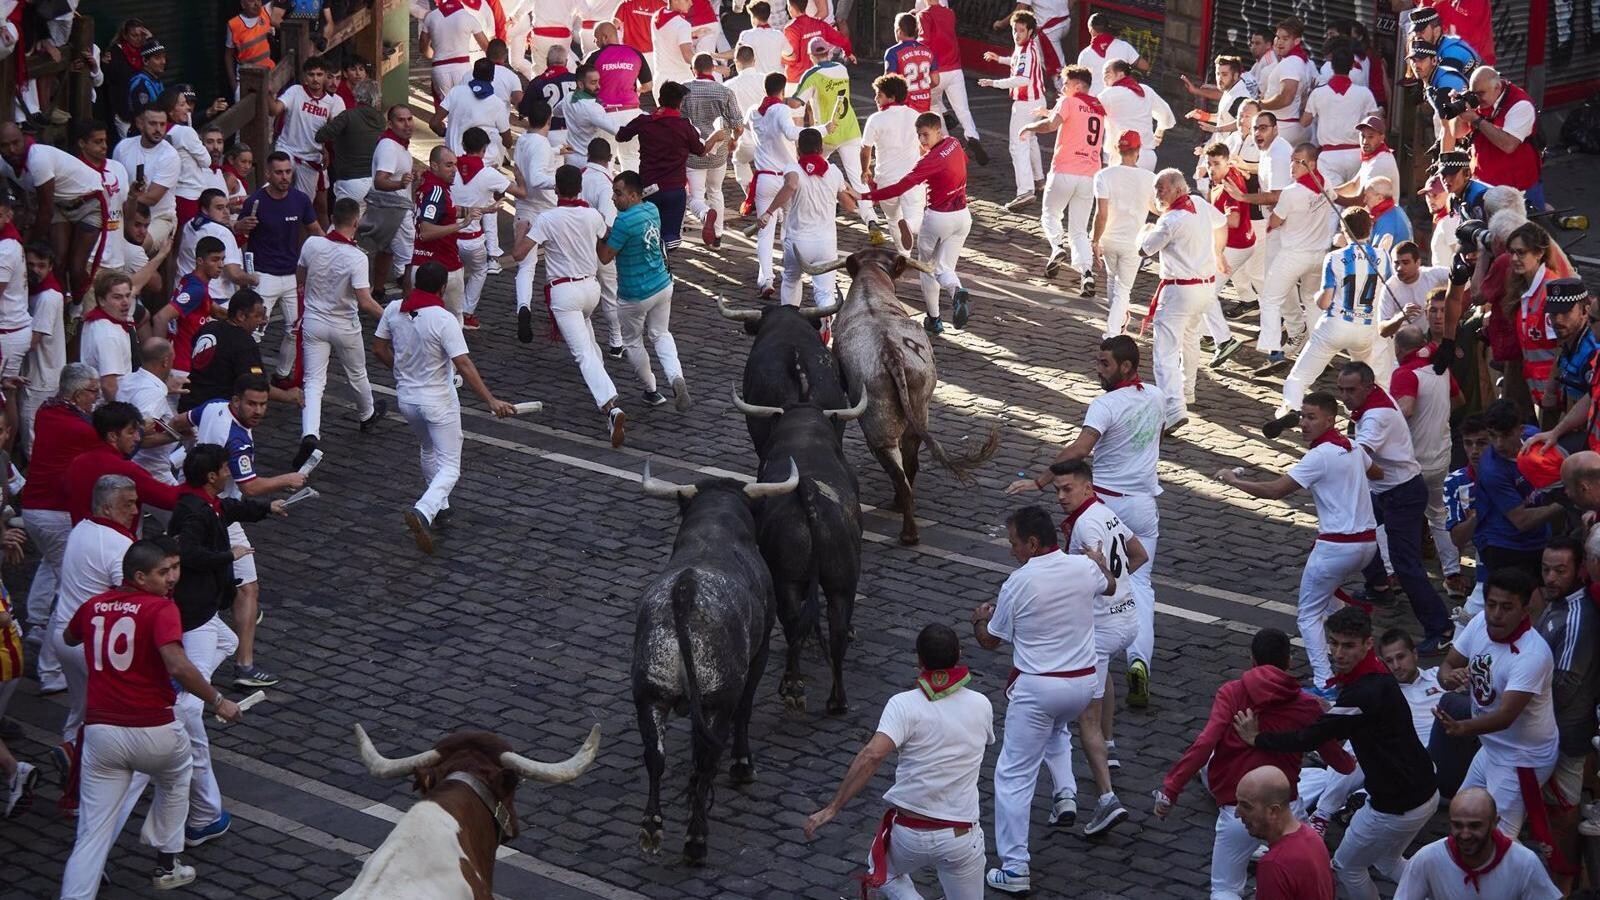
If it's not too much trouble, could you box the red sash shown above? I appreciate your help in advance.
[858,809,973,899]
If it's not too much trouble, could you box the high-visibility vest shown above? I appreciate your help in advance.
[228,15,275,70]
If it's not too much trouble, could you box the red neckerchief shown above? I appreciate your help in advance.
[437,0,465,16]
[1111,75,1144,98]
[89,515,138,541]
[1350,386,1395,421]
[798,153,829,176]
[417,169,451,205]
[457,153,486,183]
[754,22,771,28]
[1089,32,1115,56]
[654,7,687,27]
[177,484,223,515]
[1111,375,1143,392]
[1369,197,1396,220]
[1361,142,1390,162]
[1326,649,1388,687]
[0,222,19,245]
[1492,617,1534,653]
[543,65,570,78]
[1446,830,1513,891]
[695,72,716,80]
[400,289,448,313]
[80,153,106,174]
[117,39,143,73]
[756,95,785,116]
[381,128,410,149]
[1310,427,1353,451]
[83,304,134,332]
[1168,194,1196,214]
[1295,169,1326,195]
[1327,75,1352,95]
[1284,41,1309,61]
[461,0,482,10]
[654,106,682,118]
[11,138,34,176]
[557,197,589,207]
[326,229,358,246]
[33,272,63,295]
[221,162,244,184]
[915,666,970,700]
[1061,496,1100,536]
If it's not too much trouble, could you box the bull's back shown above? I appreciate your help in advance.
[633,564,770,700]
[334,802,479,900]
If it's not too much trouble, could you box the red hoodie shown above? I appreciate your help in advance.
[1162,664,1355,806]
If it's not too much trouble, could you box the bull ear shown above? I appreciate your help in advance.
[890,254,906,279]
[846,252,861,278]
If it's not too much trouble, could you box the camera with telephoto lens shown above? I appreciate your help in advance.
[1455,219,1491,253]
[1433,88,1482,120]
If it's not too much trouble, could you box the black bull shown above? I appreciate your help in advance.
[716,299,848,455]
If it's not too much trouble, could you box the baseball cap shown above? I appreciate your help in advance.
[141,38,167,58]
[1408,7,1441,29]
[1117,130,1141,151]
[1408,40,1439,59]
[808,36,831,55]
[1356,114,1385,132]
[1544,277,1594,310]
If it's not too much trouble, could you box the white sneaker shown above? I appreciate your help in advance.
[1047,791,1076,827]
[5,761,37,817]
[985,866,1031,893]
[486,260,504,276]
[1581,818,1600,838]
[1583,800,1600,822]
[151,860,196,890]
[1284,332,1308,359]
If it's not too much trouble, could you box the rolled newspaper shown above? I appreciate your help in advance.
[217,690,267,723]
[513,401,543,414]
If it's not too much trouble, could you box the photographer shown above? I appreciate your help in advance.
[1458,66,1543,206]
[1408,40,1470,149]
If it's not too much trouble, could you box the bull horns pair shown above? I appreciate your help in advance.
[799,253,935,276]
[715,296,829,323]
[352,723,602,784]
[730,391,869,421]
[640,458,799,500]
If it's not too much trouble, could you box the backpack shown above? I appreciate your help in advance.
[1560,95,1600,155]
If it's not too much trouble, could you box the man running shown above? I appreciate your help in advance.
[763,128,857,312]
[1019,63,1102,294]
[267,56,345,226]
[861,74,923,252]
[915,0,984,163]
[1138,168,1225,436]
[978,12,1045,212]
[792,37,878,240]
[598,171,691,410]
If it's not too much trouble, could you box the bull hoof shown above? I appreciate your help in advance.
[779,676,807,715]
[729,757,757,784]
[899,530,920,546]
[782,691,807,716]
[639,816,663,855]
[826,699,849,716]
[683,835,709,867]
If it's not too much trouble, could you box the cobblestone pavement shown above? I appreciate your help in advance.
[0,66,1468,898]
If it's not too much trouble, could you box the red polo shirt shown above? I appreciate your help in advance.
[63,443,182,523]
[19,402,100,513]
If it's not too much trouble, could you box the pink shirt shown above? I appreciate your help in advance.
[1049,91,1105,176]
[594,44,648,110]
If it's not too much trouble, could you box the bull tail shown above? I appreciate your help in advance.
[670,571,721,753]
[884,337,1001,485]
[799,479,826,654]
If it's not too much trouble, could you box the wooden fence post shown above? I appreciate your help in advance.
[240,66,272,186]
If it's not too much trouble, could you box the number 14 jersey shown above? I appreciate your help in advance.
[1050,90,1106,177]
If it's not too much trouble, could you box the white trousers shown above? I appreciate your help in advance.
[1318,148,1363,186]
[873,821,987,900]
[1299,539,1377,684]
[1221,242,1264,304]
[398,396,462,522]
[300,317,376,438]
[782,233,839,311]
[1423,466,1461,576]
[597,262,623,349]
[1258,246,1323,352]
[606,108,644,174]
[917,208,971,318]
[1093,615,1139,701]
[878,184,926,252]
[59,721,192,900]
[731,139,756,196]
[1040,171,1093,272]
[1151,282,1215,425]
[1298,761,1364,820]
[1333,791,1439,900]
[1102,492,1159,670]
[23,507,70,681]
[332,177,372,212]
[1102,241,1139,337]
[1280,318,1386,414]
[995,673,1094,869]
[21,382,49,455]
[514,210,541,311]
[549,278,617,408]
[1210,804,1257,900]
[685,164,727,238]
[753,172,785,289]
[1462,748,1555,837]
[256,272,300,377]
[431,61,472,102]
[930,69,979,139]
[1007,99,1045,197]
[619,285,682,393]
[458,234,489,314]
[52,623,89,742]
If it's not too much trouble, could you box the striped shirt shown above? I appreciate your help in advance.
[681,78,744,170]
[996,36,1044,102]
[1320,242,1387,325]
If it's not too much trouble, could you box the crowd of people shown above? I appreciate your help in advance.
[0,0,1593,897]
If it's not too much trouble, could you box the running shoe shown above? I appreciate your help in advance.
[1083,794,1128,835]
[1047,791,1076,828]
[1209,337,1244,368]
[671,376,692,412]
[984,867,1030,894]
[291,435,319,471]
[1253,352,1290,377]
[403,507,434,556]
[1126,659,1149,708]
[1044,249,1064,277]
[5,761,37,817]
[642,390,668,407]
[608,408,626,448]
[951,289,971,328]
[517,306,534,343]
[185,810,232,847]
[606,345,625,360]
[1079,272,1096,298]
[151,859,197,890]
[233,663,280,688]
[923,316,944,335]
[1004,191,1035,211]
[1416,634,1452,657]
[965,137,989,166]
[462,313,481,331]
[359,398,389,433]
[867,221,887,246]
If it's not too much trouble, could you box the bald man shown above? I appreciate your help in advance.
[1236,766,1333,900]
[1393,788,1558,899]
[1561,450,1600,511]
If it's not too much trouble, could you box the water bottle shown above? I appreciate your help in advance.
[243,251,255,274]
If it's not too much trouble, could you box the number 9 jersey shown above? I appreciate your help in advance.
[1062,497,1138,623]
[883,38,939,112]
[1050,89,1107,178]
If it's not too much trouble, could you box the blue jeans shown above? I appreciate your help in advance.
[1363,474,1451,639]
[1429,691,1479,798]
[647,187,688,250]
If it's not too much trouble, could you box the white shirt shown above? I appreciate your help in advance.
[1257,135,1294,192]
[192,400,251,499]
[1250,49,1279,85]
[0,237,25,332]
[1398,668,1445,744]
[275,85,346,162]
[374,301,470,406]
[119,367,178,484]
[1082,384,1162,496]
[1381,266,1451,320]
[1065,502,1137,621]
[369,136,415,206]
[527,204,606,279]
[876,686,992,822]
[652,15,695,86]
[1395,358,1454,473]
[1264,51,1310,120]
[862,105,922,183]
[987,552,1105,675]
[1098,81,1165,155]
[1353,402,1422,491]
[492,64,523,105]
[580,164,618,224]
[94,158,129,271]
[1497,97,1538,141]
[1454,611,1559,768]
[1287,439,1377,535]
[1394,837,1560,900]
[1138,195,1222,280]
[175,217,243,300]
[513,131,558,219]
[1303,83,1377,148]
[421,7,484,63]
[80,316,132,380]
[108,231,148,279]
[112,136,180,218]
[441,85,512,167]
[1271,182,1335,252]
[297,234,370,330]
[1078,37,1140,94]
[0,142,102,199]
[451,163,512,238]
[49,519,130,634]
[561,95,616,167]
[1216,78,1256,132]
[24,286,64,394]
[750,101,802,173]
[1317,58,1369,87]
[1355,148,1401,191]
[781,164,844,234]
[166,121,213,200]
[736,25,787,75]
[1092,165,1156,248]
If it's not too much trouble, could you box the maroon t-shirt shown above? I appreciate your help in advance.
[1257,824,1334,900]
[615,110,704,191]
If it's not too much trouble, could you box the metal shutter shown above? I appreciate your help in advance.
[1488,0,1532,83]
[1544,0,1600,98]
[1208,0,1362,64]
[1083,1,1168,85]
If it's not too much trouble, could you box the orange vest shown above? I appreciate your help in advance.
[228,15,275,70]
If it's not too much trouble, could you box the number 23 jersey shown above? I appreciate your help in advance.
[1064,498,1137,623]
[1049,89,1106,177]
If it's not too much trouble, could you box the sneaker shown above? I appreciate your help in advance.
[1126,659,1149,708]
[486,259,504,276]
[1253,352,1290,377]
[1082,794,1128,836]
[291,435,319,471]
[702,208,720,248]
[5,761,37,817]
[432,508,453,530]
[1352,584,1397,608]
[151,860,197,890]
[1079,272,1096,298]
[1580,818,1600,838]
[233,664,280,688]
[1209,337,1244,368]
[404,507,434,555]
[1044,249,1064,277]
[1004,191,1035,211]
[1284,332,1308,359]
[1224,300,1259,319]
[1582,800,1600,823]
[1105,741,1120,771]
[1305,684,1339,704]
[1262,410,1301,440]
[185,810,232,846]
[951,289,971,329]
[984,867,1030,894]
[49,742,71,788]
[39,677,66,695]
[1047,791,1076,827]
[23,625,43,646]
[462,313,482,331]
[642,390,668,407]
[965,137,989,166]
[517,306,533,344]
[1417,634,1452,657]
[759,284,776,301]
[359,398,389,433]
[867,221,887,246]
[607,407,626,448]
[671,376,692,412]
[923,315,944,335]
[606,345,625,360]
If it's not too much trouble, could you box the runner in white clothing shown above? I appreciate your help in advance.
[767,128,856,312]
[439,59,514,168]
[1076,14,1144,94]
[745,73,805,298]
[861,74,924,252]
[803,623,993,900]
[511,106,560,333]
[451,128,517,327]
[973,506,1125,894]
[977,12,1045,209]
[580,139,625,357]
[1299,46,1377,185]
[267,58,346,224]
[1260,18,1312,145]
[1096,59,1172,171]
[1091,135,1155,339]
[420,1,489,103]
[1251,141,1336,373]
[1018,64,1102,295]
[1137,170,1224,434]
[1393,789,1561,899]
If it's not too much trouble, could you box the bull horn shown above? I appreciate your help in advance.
[793,305,832,321]
[353,724,442,779]
[715,296,761,323]
[744,459,800,499]
[640,459,698,500]
[898,253,935,274]
[731,391,785,418]
[500,724,602,784]
[801,258,849,277]
[824,392,870,421]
